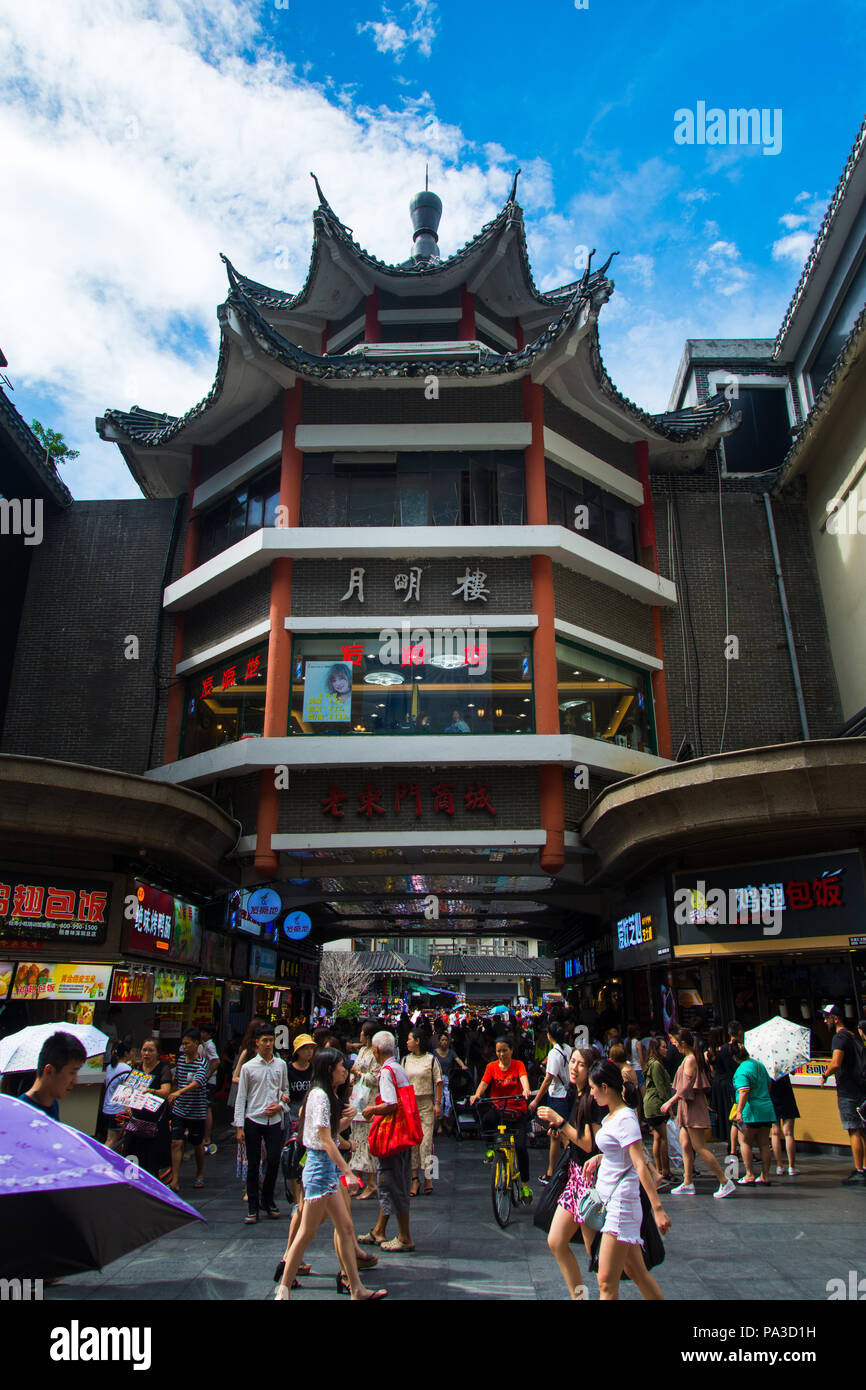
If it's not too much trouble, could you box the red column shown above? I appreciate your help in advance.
[162,444,201,766]
[255,382,303,879]
[459,286,475,340]
[635,440,673,760]
[523,378,564,874]
[364,287,381,344]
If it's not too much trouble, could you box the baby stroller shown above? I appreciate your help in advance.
[450,1069,477,1142]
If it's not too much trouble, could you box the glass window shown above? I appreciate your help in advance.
[556,640,654,753]
[431,466,460,526]
[299,452,526,529]
[288,632,533,735]
[349,472,395,526]
[181,643,269,758]
[498,458,525,524]
[470,458,495,526]
[808,252,866,400]
[722,388,792,474]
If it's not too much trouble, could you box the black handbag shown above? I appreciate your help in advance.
[531,1144,572,1233]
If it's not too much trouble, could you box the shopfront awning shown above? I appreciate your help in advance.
[408,982,459,995]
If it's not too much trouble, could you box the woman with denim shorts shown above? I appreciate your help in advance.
[275,1049,387,1302]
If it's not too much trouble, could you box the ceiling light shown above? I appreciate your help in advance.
[523,698,531,703]
[428,654,465,669]
[364,672,405,686]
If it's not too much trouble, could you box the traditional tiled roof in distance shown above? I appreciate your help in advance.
[0,382,73,508]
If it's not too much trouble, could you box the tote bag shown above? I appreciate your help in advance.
[368,1062,424,1158]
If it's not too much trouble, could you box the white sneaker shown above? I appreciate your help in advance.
[788,1167,800,1176]
[775,1165,786,1176]
[714,1179,736,1199]
[670,1181,696,1195]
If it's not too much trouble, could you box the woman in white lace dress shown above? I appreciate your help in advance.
[403,1029,443,1196]
[350,1020,381,1201]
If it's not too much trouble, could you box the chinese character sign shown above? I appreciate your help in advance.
[302,662,352,724]
[0,875,112,945]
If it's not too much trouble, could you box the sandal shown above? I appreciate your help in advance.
[356,1251,378,1269]
[380,1237,415,1252]
[356,1188,377,1201]
[355,1289,388,1300]
[357,1230,384,1246]
[423,1184,433,1195]
[410,1180,420,1198]
[193,1179,204,1189]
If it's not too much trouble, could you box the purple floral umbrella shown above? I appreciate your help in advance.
[0,1095,204,1278]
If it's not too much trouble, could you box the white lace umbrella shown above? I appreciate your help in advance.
[0,1023,108,1074]
[744,1016,811,1080]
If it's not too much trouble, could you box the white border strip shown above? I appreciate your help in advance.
[176,619,272,676]
[554,618,662,671]
[294,423,532,452]
[270,830,546,851]
[193,431,282,510]
[285,614,538,632]
[543,428,644,506]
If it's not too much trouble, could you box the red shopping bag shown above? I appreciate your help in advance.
[368,1062,424,1157]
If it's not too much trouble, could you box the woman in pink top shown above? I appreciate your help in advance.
[660,1029,735,1199]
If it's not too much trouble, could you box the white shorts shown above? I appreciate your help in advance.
[601,1176,643,1245]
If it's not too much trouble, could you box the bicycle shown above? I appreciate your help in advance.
[472,1094,535,1228]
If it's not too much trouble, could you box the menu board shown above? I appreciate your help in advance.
[0,874,112,945]
[153,969,187,1005]
[11,962,113,1001]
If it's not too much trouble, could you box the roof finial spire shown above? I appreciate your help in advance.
[425,162,429,192]
[509,168,521,203]
[410,180,443,263]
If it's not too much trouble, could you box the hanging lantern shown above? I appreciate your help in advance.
[778,999,789,1019]
[800,998,812,1021]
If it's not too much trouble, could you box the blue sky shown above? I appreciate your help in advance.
[1,0,863,498]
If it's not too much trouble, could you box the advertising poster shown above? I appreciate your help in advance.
[0,961,15,1000]
[11,962,113,1001]
[153,969,186,1004]
[301,661,352,723]
[189,981,216,1026]
[170,898,202,966]
[110,969,156,1005]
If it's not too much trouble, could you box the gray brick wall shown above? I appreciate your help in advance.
[198,395,283,484]
[301,381,524,425]
[543,389,637,476]
[2,499,183,773]
[276,766,539,832]
[183,570,272,657]
[652,469,841,756]
[553,564,655,653]
[290,557,532,616]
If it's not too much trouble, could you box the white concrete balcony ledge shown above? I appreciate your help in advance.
[163,525,677,611]
[145,733,670,789]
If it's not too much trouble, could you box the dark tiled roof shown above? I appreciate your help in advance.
[352,951,433,977]
[0,385,73,507]
[435,955,555,977]
[777,299,866,485]
[774,115,866,356]
[589,329,733,441]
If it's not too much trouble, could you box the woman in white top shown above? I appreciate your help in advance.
[276,1049,387,1302]
[102,1039,134,1150]
[529,1021,572,1182]
[581,1059,671,1301]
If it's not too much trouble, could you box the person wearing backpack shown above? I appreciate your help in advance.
[820,1004,866,1185]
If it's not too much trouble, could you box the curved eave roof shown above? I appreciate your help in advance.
[774,114,866,359]
[224,188,577,315]
[0,386,73,508]
[775,300,866,490]
[587,329,733,444]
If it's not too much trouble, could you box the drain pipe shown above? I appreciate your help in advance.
[763,493,810,740]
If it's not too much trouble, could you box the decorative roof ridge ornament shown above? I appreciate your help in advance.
[579,248,596,291]
[309,171,354,236]
[409,181,443,263]
[597,249,619,277]
[508,168,521,204]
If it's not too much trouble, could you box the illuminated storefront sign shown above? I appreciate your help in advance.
[0,874,111,945]
[124,881,202,965]
[110,968,155,1005]
[612,879,672,969]
[672,851,866,945]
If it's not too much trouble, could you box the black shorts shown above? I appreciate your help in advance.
[170,1115,206,1145]
[645,1114,667,1128]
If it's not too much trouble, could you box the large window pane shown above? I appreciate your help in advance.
[431,469,460,526]
[289,633,533,735]
[349,475,395,526]
[498,458,525,524]
[303,475,344,526]
[556,640,653,753]
[182,644,269,757]
[470,458,495,526]
[397,474,430,525]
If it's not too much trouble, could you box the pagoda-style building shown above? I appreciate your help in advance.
[93,172,740,946]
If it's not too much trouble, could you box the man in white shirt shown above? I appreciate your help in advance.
[360,1031,415,1253]
[233,1024,289,1224]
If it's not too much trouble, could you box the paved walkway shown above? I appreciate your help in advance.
[45,1128,866,1302]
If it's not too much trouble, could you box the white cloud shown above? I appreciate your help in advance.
[693,239,752,297]
[779,212,809,230]
[357,1,439,62]
[772,230,816,264]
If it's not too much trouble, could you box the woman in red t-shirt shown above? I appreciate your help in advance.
[470,1037,533,1198]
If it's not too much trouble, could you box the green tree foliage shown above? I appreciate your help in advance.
[31,419,79,462]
